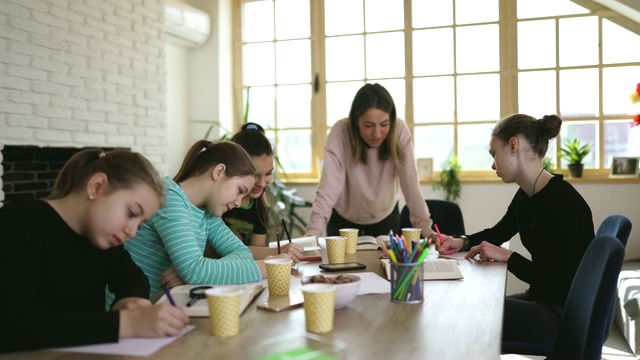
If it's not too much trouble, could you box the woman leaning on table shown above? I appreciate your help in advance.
[437,113,595,348]
[305,83,437,241]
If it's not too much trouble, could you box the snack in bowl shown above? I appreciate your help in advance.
[301,274,361,309]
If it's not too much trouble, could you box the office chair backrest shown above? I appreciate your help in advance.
[596,214,632,246]
[550,234,625,360]
[595,214,632,343]
[399,199,465,236]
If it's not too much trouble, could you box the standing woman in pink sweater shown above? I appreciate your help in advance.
[306,83,436,241]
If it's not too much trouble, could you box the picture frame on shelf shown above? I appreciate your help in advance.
[610,157,639,177]
[417,158,433,181]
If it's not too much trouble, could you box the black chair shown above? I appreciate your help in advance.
[399,199,465,236]
[502,234,625,360]
[595,215,632,342]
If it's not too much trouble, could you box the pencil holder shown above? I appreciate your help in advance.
[390,262,424,304]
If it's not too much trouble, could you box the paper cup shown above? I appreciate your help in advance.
[402,228,421,253]
[265,259,292,296]
[302,284,336,334]
[325,236,346,264]
[206,287,244,337]
[339,228,359,254]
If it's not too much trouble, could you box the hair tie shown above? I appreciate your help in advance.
[246,124,258,130]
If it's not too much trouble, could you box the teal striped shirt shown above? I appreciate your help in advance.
[123,177,261,296]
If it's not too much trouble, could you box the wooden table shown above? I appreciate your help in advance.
[2,251,507,359]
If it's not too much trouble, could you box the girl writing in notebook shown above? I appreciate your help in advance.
[220,122,304,261]
[0,149,188,353]
[437,114,595,350]
[122,140,292,295]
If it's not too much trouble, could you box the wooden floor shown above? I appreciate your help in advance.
[501,324,637,360]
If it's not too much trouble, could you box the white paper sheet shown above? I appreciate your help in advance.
[354,272,390,295]
[51,325,195,357]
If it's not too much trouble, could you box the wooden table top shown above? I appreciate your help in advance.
[2,251,507,360]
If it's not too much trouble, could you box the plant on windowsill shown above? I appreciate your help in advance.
[560,138,591,178]
[433,156,462,202]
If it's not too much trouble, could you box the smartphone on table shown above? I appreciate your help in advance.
[319,262,366,272]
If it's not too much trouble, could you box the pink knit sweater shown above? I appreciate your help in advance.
[306,118,433,238]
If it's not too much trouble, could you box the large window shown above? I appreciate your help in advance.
[235,0,640,180]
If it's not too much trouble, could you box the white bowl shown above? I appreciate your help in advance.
[301,274,361,309]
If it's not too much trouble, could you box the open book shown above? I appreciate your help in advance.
[269,236,321,261]
[356,235,391,251]
[157,284,265,317]
[381,258,463,281]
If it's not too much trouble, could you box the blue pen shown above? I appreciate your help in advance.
[163,287,177,307]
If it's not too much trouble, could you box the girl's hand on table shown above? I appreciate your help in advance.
[160,267,185,289]
[119,303,189,338]
[465,241,513,262]
[281,242,304,263]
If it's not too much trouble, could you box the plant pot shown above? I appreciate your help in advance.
[568,163,584,178]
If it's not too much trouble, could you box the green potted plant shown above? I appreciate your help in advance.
[560,138,591,178]
[433,156,462,201]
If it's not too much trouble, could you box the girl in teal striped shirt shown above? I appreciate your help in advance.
[123,140,291,296]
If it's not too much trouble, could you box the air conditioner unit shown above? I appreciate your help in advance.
[163,0,210,48]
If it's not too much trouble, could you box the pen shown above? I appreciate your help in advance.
[276,230,281,254]
[434,224,449,255]
[281,219,292,243]
[163,287,177,307]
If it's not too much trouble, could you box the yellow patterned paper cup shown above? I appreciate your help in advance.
[339,228,359,254]
[265,259,292,296]
[206,287,244,338]
[302,284,336,334]
[325,236,346,264]
[402,227,421,253]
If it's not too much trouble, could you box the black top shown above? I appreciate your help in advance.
[0,200,150,353]
[467,175,594,307]
[223,198,267,245]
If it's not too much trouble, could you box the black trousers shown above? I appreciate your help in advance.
[326,203,400,237]
[502,291,563,346]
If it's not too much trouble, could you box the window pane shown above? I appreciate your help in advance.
[244,1,274,42]
[559,17,598,67]
[519,71,556,116]
[414,76,454,123]
[244,43,275,86]
[412,0,452,28]
[456,24,499,73]
[517,0,589,19]
[459,123,494,170]
[604,120,640,167]
[277,130,312,172]
[559,69,598,117]
[276,40,311,84]
[366,32,405,78]
[275,0,309,40]
[560,121,598,168]
[603,20,640,64]
[373,78,405,121]
[603,66,640,116]
[413,28,454,76]
[455,0,498,25]
[246,86,275,128]
[457,74,500,121]
[326,81,364,127]
[326,35,365,81]
[414,125,454,171]
[277,84,311,128]
[365,0,403,32]
[325,0,363,36]
[518,20,556,69]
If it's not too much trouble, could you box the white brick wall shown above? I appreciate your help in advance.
[0,0,169,204]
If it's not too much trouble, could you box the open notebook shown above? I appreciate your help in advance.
[356,235,391,251]
[381,258,463,281]
[268,236,321,261]
[157,283,265,317]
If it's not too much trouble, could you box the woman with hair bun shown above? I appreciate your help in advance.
[438,113,595,350]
